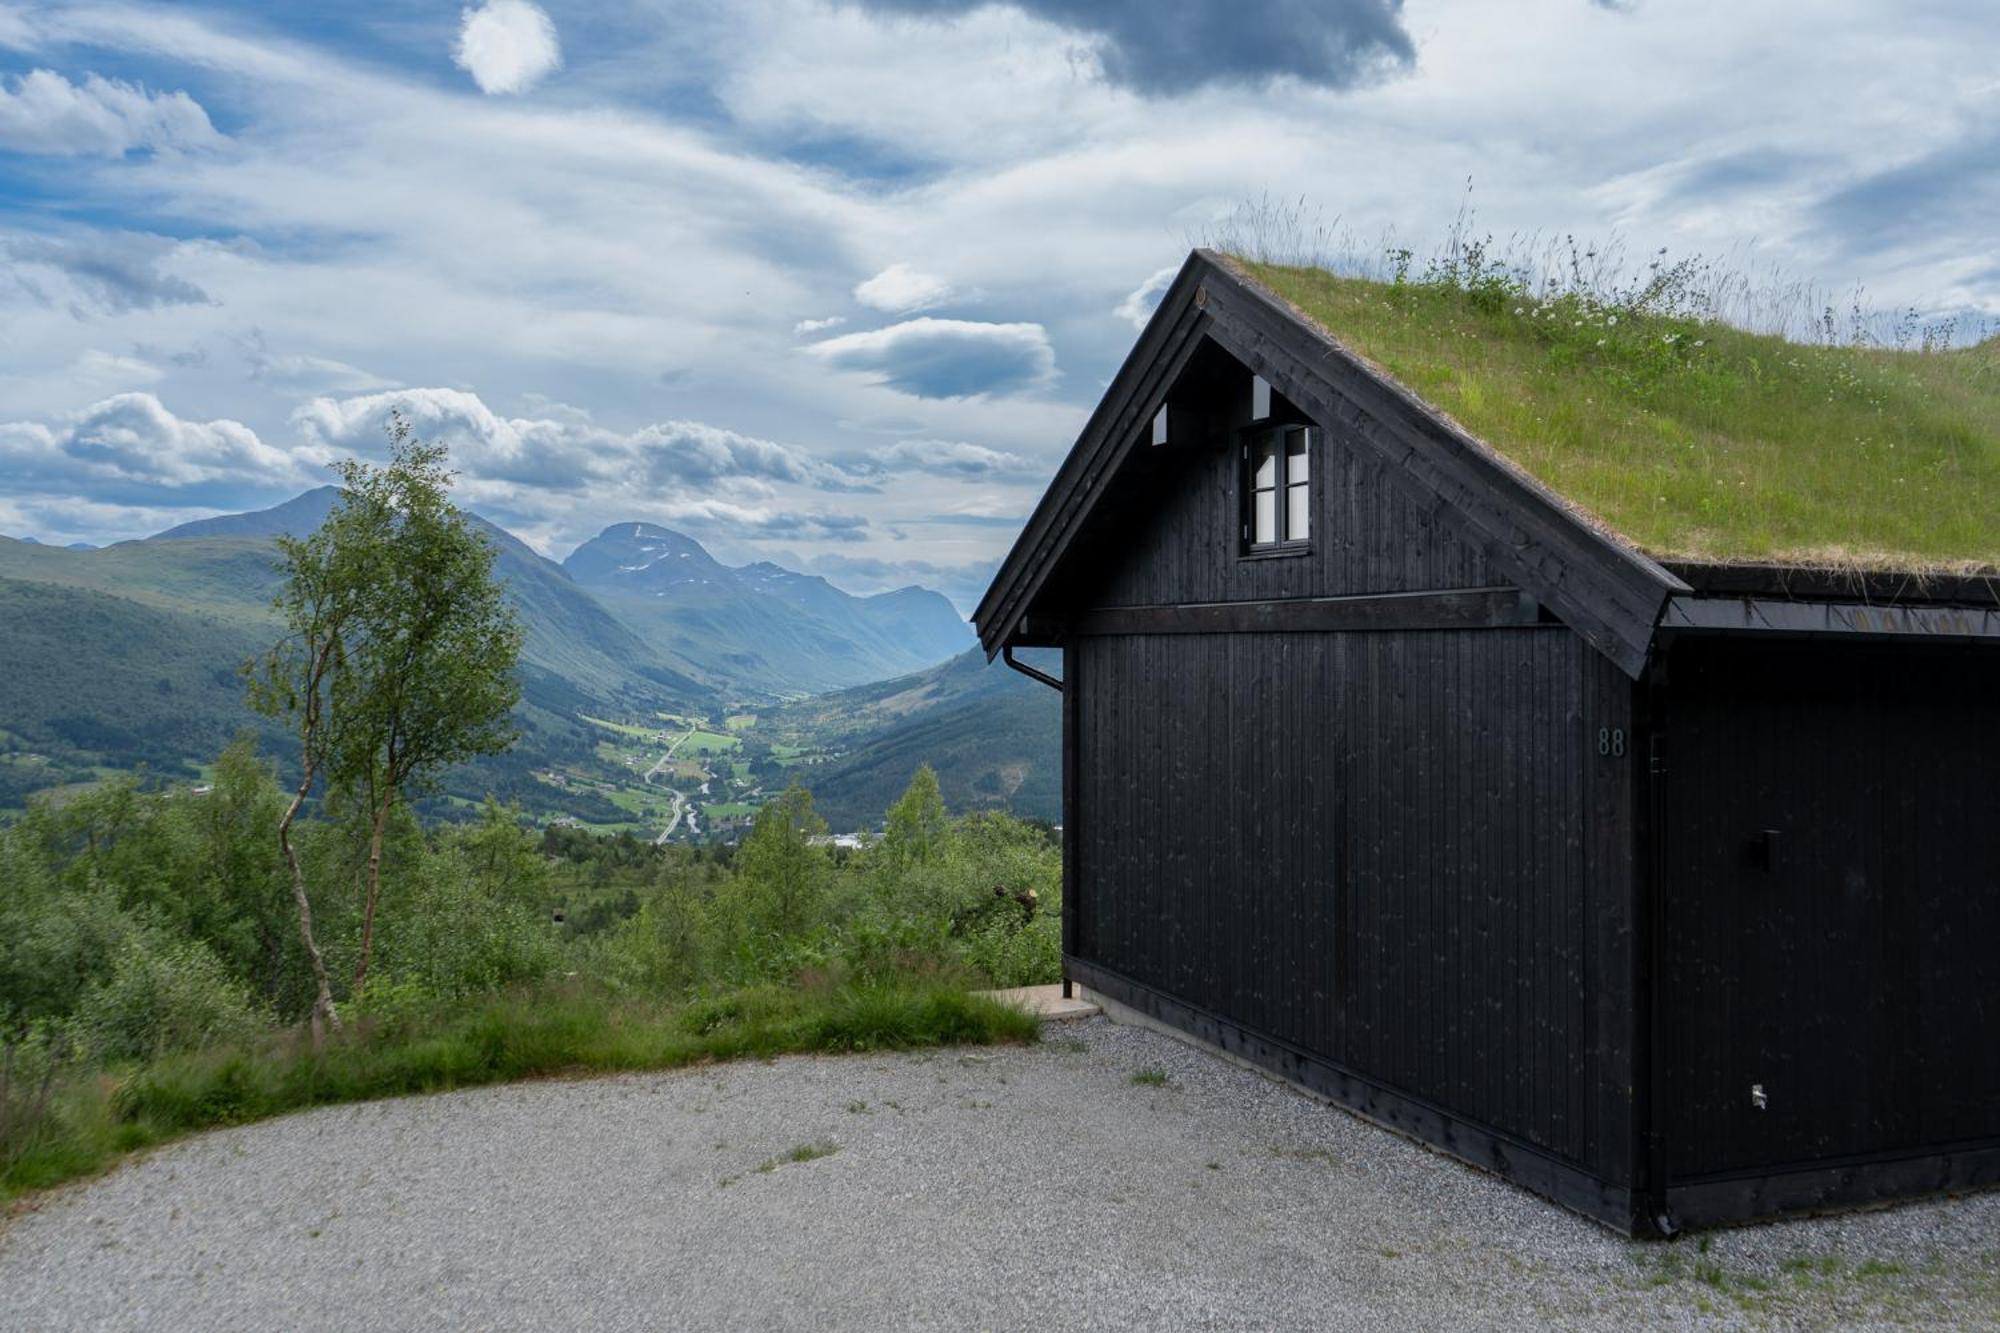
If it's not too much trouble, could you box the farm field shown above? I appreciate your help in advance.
[542,708,785,844]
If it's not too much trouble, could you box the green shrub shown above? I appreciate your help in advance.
[69,932,267,1063]
[0,1030,66,1172]
[597,874,710,995]
[367,840,562,1003]
[959,906,1061,989]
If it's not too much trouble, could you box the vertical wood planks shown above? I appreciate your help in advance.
[1073,626,1606,1168]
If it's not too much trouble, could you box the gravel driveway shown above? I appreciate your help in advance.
[3,1018,1995,1331]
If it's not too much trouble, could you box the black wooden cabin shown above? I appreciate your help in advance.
[974,251,2000,1235]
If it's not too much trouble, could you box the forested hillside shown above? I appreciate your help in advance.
[764,648,1061,829]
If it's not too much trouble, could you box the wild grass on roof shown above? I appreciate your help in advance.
[1213,211,1998,573]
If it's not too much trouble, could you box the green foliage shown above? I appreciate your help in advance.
[712,780,833,977]
[596,868,711,994]
[364,844,561,1004]
[587,767,1061,996]
[0,747,297,1031]
[69,932,267,1063]
[0,763,562,1033]
[958,905,1061,990]
[244,423,531,1024]
[0,1031,70,1177]
[326,418,525,812]
[882,763,948,867]
[0,847,129,1032]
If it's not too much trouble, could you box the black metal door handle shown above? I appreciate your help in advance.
[1748,828,1780,874]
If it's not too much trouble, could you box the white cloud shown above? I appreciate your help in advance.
[0,493,236,548]
[0,393,323,496]
[249,352,398,394]
[70,349,163,391]
[847,438,1039,479]
[453,0,562,96]
[1114,264,1179,329]
[806,319,1056,398]
[854,263,955,313]
[0,68,219,156]
[291,386,860,496]
[5,231,215,315]
[794,315,846,335]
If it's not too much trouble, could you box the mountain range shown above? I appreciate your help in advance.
[560,521,972,695]
[0,490,1056,826]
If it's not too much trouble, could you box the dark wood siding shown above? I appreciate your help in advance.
[1658,638,2000,1183]
[1084,428,1503,609]
[1074,626,1632,1176]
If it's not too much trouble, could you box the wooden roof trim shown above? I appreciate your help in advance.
[972,251,1212,652]
[1661,595,2000,641]
[1663,560,2000,609]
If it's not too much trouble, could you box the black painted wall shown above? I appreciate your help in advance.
[1074,628,1636,1179]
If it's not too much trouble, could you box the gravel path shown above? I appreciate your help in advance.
[3,1018,1995,1331]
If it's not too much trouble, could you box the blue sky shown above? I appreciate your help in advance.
[0,0,1994,609]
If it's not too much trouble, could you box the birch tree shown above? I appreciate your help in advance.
[248,415,521,1036]
[333,418,522,1003]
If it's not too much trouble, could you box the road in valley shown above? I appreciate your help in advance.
[644,721,696,845]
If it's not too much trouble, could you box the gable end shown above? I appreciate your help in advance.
[975,252,1689,678]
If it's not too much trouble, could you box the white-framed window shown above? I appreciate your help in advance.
[1244,425,1311,552]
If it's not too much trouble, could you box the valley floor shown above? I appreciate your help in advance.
[3,1020,1994,1331]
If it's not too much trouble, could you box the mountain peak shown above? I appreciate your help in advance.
[563,521,727,588]
[602,520,692,543]
[149,487,341,542]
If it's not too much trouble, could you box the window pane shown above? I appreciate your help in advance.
[1287,484,1310,542]
[1286,429,1309,484]
[1252,437,1277,489]
[1254,490,1277,545]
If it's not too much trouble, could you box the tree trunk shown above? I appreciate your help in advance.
[280,656,340,1048]
[352,785,394,1002]
[280,772,339,1046]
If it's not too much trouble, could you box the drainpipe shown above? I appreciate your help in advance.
[1002,645,1062,692]
[1001,643,1067,997]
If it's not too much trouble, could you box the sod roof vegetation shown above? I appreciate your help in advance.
[1237,259,1999,574]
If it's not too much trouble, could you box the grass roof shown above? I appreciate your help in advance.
[1237,259,1999,574]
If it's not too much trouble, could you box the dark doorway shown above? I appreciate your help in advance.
[1659,640,2000,1184]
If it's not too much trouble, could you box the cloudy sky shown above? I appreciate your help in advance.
[0,0,1993,608]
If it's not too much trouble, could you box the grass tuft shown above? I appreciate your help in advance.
[757,1140,838,1173]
